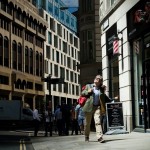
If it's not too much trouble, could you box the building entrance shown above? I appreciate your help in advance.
[143,59,150,129]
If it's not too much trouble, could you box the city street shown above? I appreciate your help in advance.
[1,130,150,150]
[31,131,150,150]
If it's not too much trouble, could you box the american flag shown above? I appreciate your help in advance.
[113,39,119,55]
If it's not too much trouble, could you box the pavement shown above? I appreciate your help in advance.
[1,130,150,150]
[31,130,150,150]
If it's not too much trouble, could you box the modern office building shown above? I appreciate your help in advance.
[99,0,150,132]
[42,9,80,111]
[0,0,47,110]
[33,0,80,111]
[78,0,102,85]
[37,0,77,33]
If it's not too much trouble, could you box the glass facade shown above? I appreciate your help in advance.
[38,0,77,33]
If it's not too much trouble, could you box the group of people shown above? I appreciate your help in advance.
[54,102,85,136]
[32,102,85,137]
[33,74,112,144]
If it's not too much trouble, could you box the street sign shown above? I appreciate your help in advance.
[41,77,65,84]
[106,102,124,129]
[50,78,65,84]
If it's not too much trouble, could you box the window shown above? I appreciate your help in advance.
[30,48,33,74]
[57,23,62,36]
[70,33,73,44]
[72,84,74,95]
[48,2,53,13]
[54,6,59,17]
[7,4,12,15]
[36,51,39,76]
[35,83,43,91]
[1,1,6,12]
[73,60,76,70]
[56,51,59,63]
[18,43,22,71]
[106,0,117,11]
[0,75,9,85]
[87,30,94,61]
[48,32,52,45]
[4,37,9,67]
[54,35,58,48]
[60,67,65,79]
[32,0,36,6]
[46,45,50,59]
[67,57,71,68]
[60,11,64,20]
[50,18,55,32]
[54,64,58,77]
[66,14,70,24]
[66,70,69,81]
[0,35,3,65]
[63,41,67,53]
[12,41,17,69]
[74,37,78,48]
[40,53,42,76]
[25,46,29,73]
[70,71,74,82]
[71,18,74,27]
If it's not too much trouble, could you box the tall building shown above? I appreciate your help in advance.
[0,0,47,110]
[42,9,80,111]
[0,0,80,112]
[99,0,150,132]
[78,0,102,85]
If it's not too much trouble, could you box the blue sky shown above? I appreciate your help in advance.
[61,0,79,12]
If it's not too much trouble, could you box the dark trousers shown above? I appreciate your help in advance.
[62,119,70,135]
[100,114,107,134]
[33,119,40,136]
[45,122,53,136]
[56,119,63,136]
[71,119,78,135]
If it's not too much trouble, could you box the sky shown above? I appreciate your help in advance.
[61,0,79,13]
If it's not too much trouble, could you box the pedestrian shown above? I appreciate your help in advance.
[61,103,71,136]
[33,108,41,137]
[75,103,85,135]
[70,103,78,135]
[100,85,109,134]
[44,107,54,137]
[54,105,63,136]
[82,75,106,143]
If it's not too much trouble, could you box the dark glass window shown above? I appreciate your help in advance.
[0,35,3,65]
[12,41,17,69]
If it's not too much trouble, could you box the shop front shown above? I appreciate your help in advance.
[106,23,120,100]
[127,0,150,132]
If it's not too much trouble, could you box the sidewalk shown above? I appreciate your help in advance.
[1,130,150,150]
[31,131,150,150]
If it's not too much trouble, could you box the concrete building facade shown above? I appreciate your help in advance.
[99,0,150,132]
[0,0,80,112]
[0,0,47,110]
[79,0,102,86]
[43,9,80,112]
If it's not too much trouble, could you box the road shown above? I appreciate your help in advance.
[0,131,34,150]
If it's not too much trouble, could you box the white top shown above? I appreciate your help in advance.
[45,110,54,122]
[33,109,41,121]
